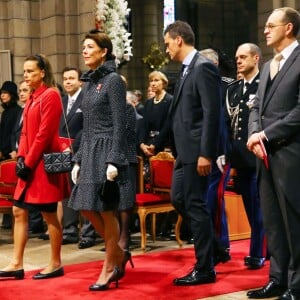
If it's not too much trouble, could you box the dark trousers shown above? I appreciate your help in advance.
[62,198,96,241]
[62,198,79,237]
[259,160,300,288]
[234,168,265,258]
[171,159,213,271]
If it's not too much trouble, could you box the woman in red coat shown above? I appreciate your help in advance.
[0,54,68,280]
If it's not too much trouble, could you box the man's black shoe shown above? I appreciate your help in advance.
[214,248,231,266]
[186,238,194,244]
[78,240,95,249]
[173,268,216,286]
[244,256,265,269]
[38,233,49,240]
[278,289,300,300]
[62,236,79,245]
[247,281,286,298]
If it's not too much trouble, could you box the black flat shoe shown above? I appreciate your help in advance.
[0,269,24,280]
[62,236,79,245]
[89,267,120,291]
[244,256,265,269]
[278,289,300,300]
[38,233,49,240]
[247,280,286,298]
[214,248,231,266]
[173,268,216,286]
[78,240,95,249]
[32,267,64,280]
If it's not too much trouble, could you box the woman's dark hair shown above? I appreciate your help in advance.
[24,54,56,88]
[83,29,116,61]
[0,81,19,108]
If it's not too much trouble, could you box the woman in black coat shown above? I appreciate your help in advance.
[0,81,21,160]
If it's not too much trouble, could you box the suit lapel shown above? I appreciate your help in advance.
[262,45,300,111]
[170,52,199,114]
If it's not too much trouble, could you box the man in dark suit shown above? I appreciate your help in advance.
[200,48,233,265]
[225,43,266,270]
[247,7,300,300]
[164,20,222,286]
[60,67,96,248]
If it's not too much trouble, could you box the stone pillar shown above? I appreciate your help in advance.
[125,0,165,97]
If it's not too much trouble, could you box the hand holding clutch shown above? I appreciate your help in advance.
[99,180,120,203]
[16,157,31,181]
[71,164,80,184]
[106,164,118,181]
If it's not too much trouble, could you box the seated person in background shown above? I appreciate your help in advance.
[138,71,173,160]
[132,89,144,116]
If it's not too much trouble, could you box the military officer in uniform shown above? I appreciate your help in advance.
[224,43,266,269]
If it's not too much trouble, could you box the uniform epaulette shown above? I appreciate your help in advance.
[221,76,235,84]
[225,78,243,86]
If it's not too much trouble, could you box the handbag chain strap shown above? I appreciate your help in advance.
[40,89,74,154]
[61,103,74,154]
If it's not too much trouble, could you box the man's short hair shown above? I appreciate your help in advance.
[163,20,195,46]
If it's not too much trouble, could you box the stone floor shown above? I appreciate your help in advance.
[0,215,275,300]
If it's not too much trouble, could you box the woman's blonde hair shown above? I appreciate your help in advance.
[148,71,168,89]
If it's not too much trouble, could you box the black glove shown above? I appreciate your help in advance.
[16,157,31,181]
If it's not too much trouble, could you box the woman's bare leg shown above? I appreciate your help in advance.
[1,206,28,271]
[96,211,123,284]
[40,210,62,273]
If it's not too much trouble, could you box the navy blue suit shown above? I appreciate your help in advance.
[170,51,222,271]
[60,91,94,240]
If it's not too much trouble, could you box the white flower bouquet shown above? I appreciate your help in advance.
[95,0,133,66]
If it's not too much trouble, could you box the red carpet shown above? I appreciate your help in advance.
[0,239,268,300]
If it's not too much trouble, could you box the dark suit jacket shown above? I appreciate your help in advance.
[249,45,300,208]
[59,91,83,153]
[225,74,260,169]
[171,52,222,163]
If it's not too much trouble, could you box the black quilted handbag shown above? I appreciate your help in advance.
[43,151,72,173]
[42,97,73,174]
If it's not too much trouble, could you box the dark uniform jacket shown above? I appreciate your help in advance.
[225,74,260,169]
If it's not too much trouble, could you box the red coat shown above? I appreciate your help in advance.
[14,84,70,204]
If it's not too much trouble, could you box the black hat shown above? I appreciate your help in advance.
[0,81,18,97]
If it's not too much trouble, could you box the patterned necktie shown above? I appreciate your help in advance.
[270,53,283,80]
[66,97,75,114]
[180,64,187,78]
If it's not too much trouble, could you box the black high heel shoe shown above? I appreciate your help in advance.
[119,249,134,279]
[89,266,120,291]
[123,249,134,269]
[0,269,24,280]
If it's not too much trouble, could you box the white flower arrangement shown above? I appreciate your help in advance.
[95,0,133,66]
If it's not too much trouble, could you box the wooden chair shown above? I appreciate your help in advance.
[135,152,183,251]
[0,159,17,231]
